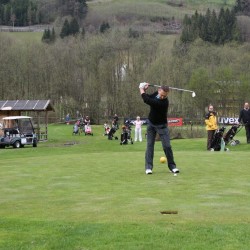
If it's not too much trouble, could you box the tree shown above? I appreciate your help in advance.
[207,10,218,43]
[180,7,240,45]
[81,26,85,37]
[100,22,110,33]
[51,27,56,42]
[56,0,88,19]
[234,0,250,15]
[42,27,56,43]
[60,19,70,38]
[69,17,80,35]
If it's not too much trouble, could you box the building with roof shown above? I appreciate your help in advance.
[0,100,54,141]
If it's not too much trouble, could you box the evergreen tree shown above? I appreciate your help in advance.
[76,0,88,19]
[42,27,56,43]
[0,0,10,4]
[218,8,227,44]
[42,28,49,42]
[60,18,70,38]
[180,7,241,45]
[0,5,4,24]
[207,10,219,43]
[234,0,250,15]
[81,26,85,38]
[180,15,195,43]
[100,21,110,33]
[190,10,200,38]
[51,27,56,42]
[69,17,80,35]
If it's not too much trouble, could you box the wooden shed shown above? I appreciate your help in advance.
[0,100,54,141]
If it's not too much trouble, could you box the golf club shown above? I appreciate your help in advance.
[149,84,196,97]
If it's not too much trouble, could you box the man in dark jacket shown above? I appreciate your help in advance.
[139,82,179,175]
[239,102,250,143]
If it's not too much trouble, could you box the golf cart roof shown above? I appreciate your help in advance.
[3,116,32,120]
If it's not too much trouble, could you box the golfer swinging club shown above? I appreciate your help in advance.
[139,82,179,175]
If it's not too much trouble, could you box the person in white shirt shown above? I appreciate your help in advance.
[133,116,143,142]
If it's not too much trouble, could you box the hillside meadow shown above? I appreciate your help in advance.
[0,124,249,249]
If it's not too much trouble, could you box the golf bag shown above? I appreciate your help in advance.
[120,120,133,145]
[84,125,93,136]
[72,124,80,135]
[210,127,227,151]
[103,123,110,136]
[108,122,118,140]
[223,124,242,146]
[78,118,85,133]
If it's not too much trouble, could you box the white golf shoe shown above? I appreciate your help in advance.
[171,168,179,174]
[145,169,152,175]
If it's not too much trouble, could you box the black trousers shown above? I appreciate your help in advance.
[207,130,215,150]
[245,125,250,143]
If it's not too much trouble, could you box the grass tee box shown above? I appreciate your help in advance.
[0,124,250,249]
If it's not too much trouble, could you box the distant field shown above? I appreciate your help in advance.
[85,0,236,34]
[2,31,43,44]
[87,0,236,20]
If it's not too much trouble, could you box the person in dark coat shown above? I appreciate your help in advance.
[239,102,250,143]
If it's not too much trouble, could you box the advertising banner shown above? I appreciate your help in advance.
[218,117,239,125]
[125,118,183,126]
[168,118,183,127]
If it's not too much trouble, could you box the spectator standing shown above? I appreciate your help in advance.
[205,105,218,150]
[113,114,119,129]
[133,116,143,142]
[65,113,70,125]
[239,102,250,143]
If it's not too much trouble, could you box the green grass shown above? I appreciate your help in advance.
[88,0,236,22]
[0,124,250,249]
[3,32,43,44]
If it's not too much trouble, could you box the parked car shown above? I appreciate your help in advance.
[0,116,38,149]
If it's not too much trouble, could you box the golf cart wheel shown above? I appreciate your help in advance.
[13,140,21,148]
[0,145,5,149]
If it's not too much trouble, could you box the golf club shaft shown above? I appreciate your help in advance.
[149,84,194,93]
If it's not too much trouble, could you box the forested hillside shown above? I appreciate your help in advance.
[1,0,250,123]
[0,0,87,26]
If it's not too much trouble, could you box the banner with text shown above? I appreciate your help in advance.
[218,117,239,125]
[168,118,183,127]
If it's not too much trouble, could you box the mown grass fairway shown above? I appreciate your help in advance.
[0,124,250,249]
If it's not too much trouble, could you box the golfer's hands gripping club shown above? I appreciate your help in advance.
[139,82,149,90]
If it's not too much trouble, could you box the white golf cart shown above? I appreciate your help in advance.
[0,116,38,149]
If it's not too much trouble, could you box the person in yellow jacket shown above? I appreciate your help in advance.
[205,105,218,150]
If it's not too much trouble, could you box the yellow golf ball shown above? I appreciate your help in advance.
[160,157,167,163]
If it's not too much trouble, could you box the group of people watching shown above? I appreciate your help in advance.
[205,102,250,150]
[105,114,144,142]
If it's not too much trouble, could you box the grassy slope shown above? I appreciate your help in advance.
[0,124,249,249]
[87,0,236,18]
[2,32,43,43]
